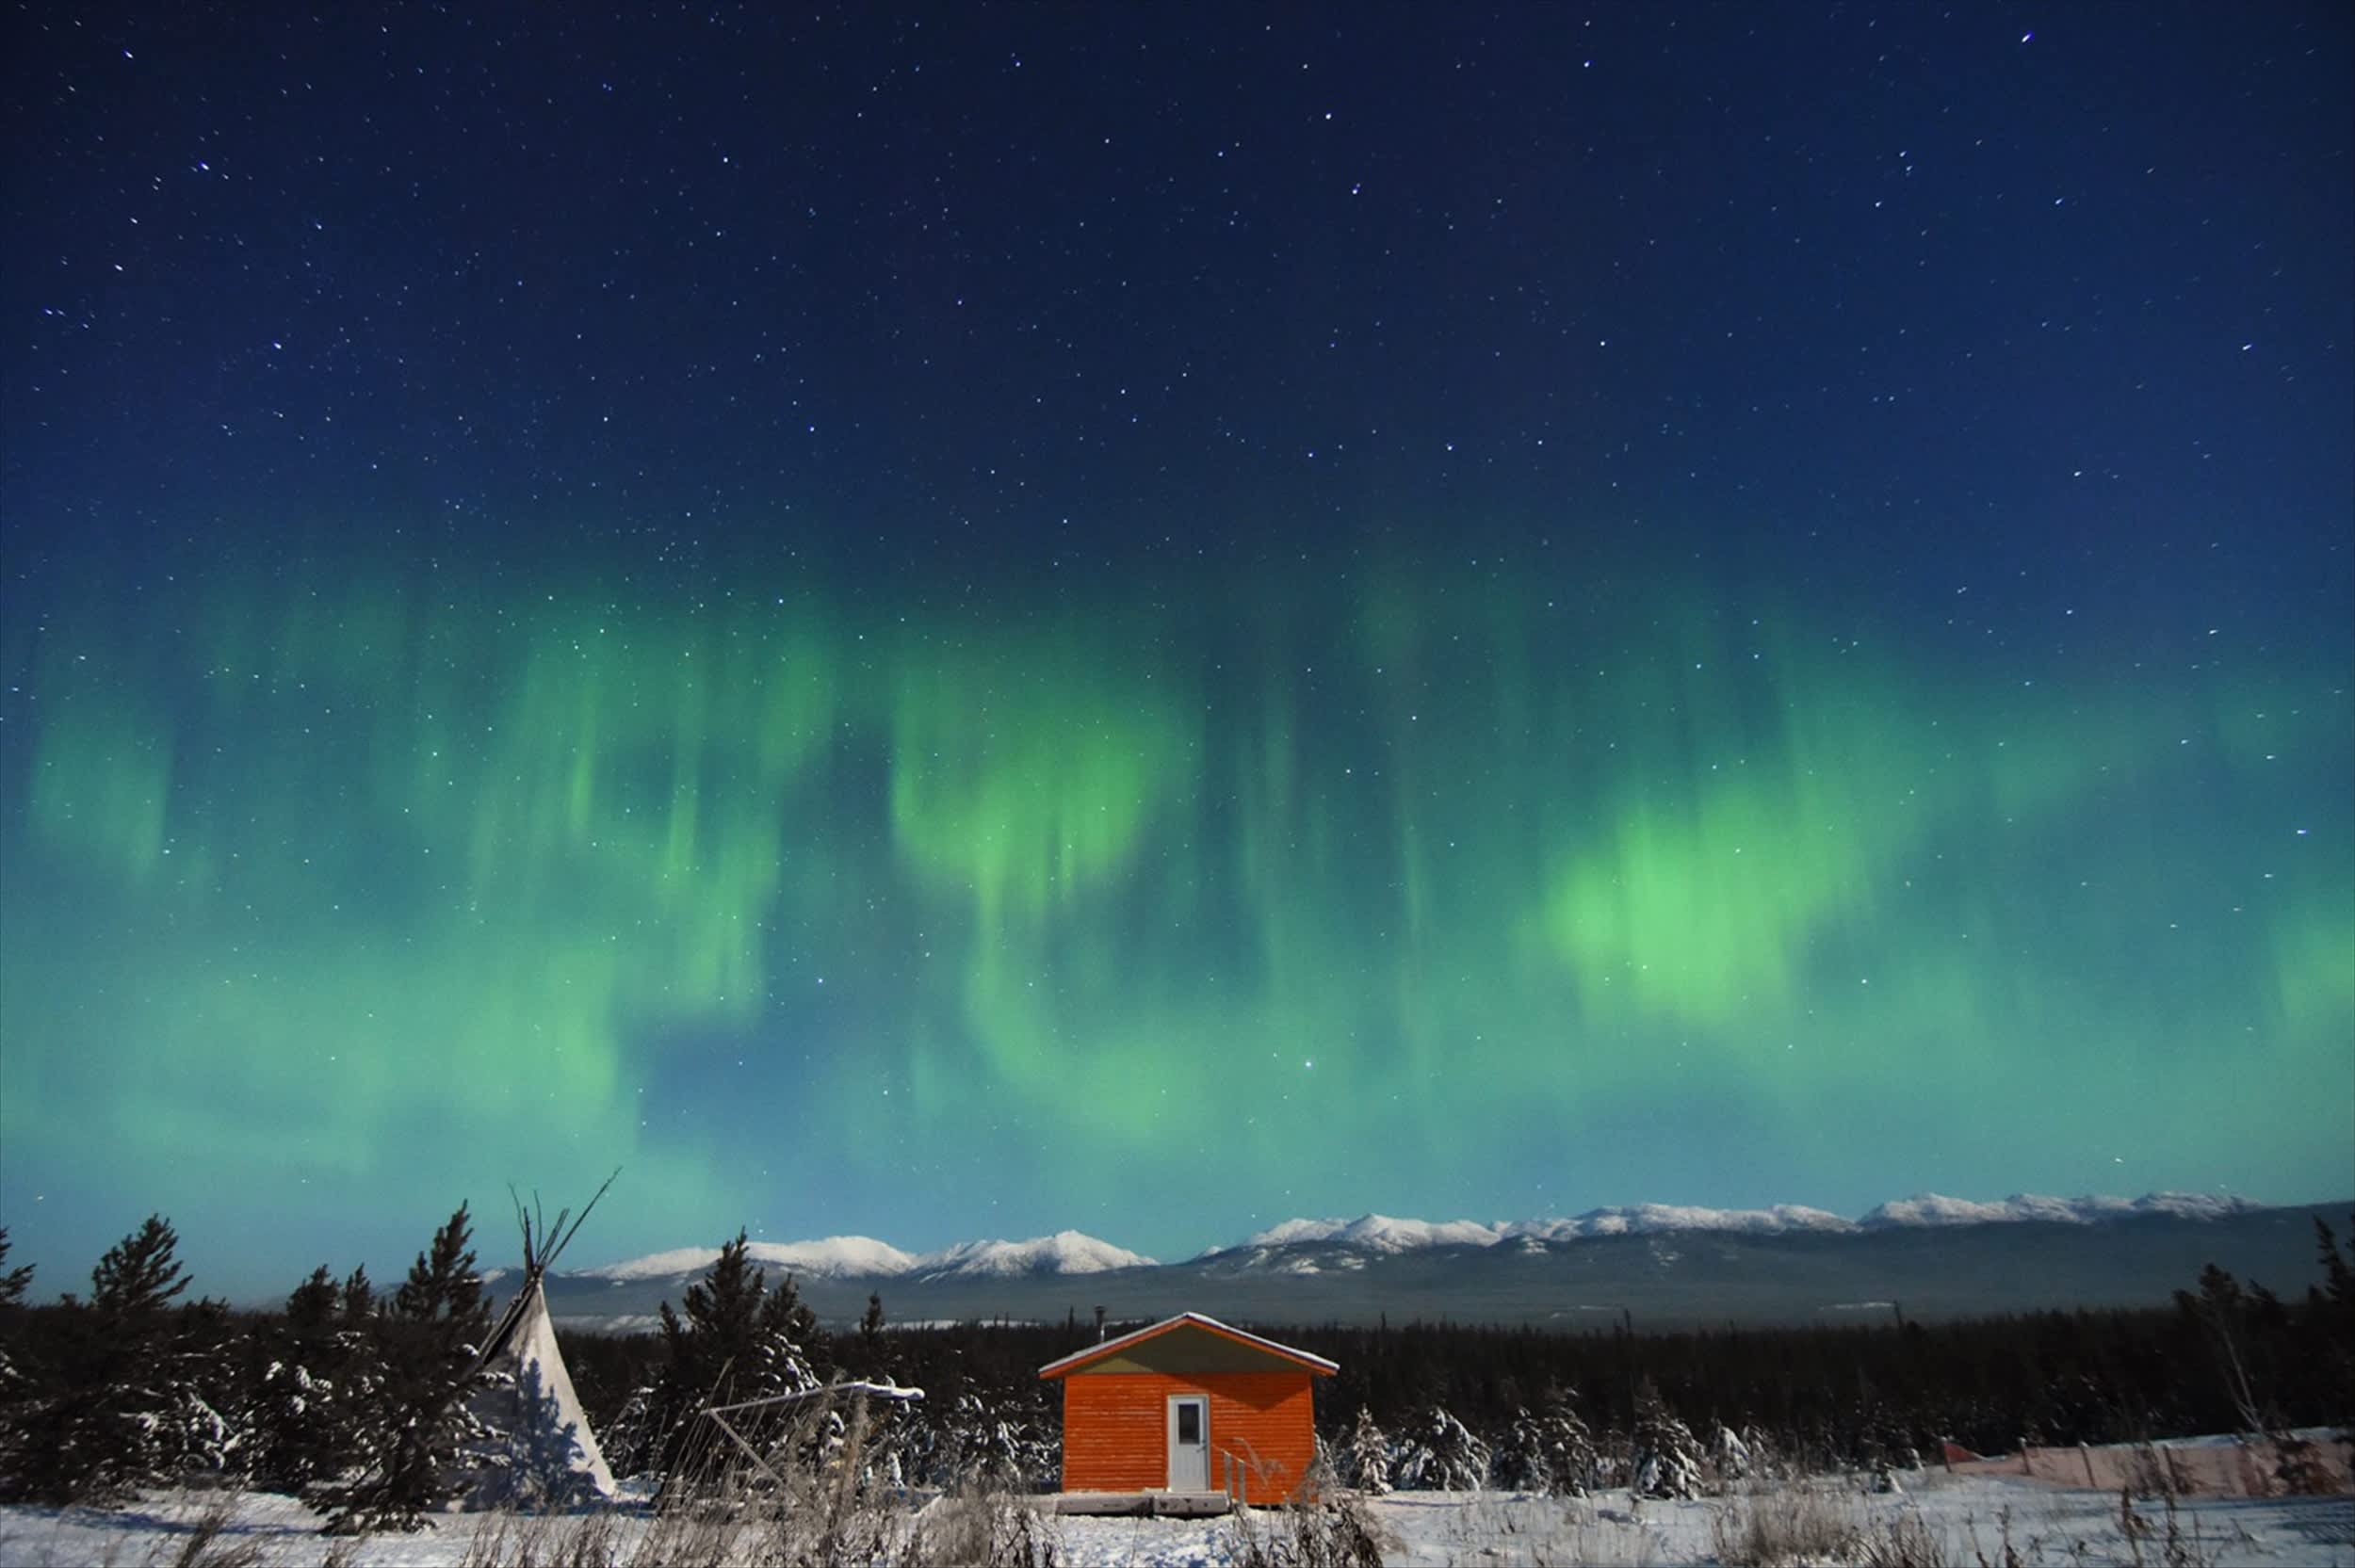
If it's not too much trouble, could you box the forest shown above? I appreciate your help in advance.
[0,1208,2348,1523]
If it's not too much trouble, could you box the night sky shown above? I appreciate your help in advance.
[4,5,2349,1298]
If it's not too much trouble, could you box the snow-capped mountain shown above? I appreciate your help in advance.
[581,1229,1152,1285]
[581,1235,922,1283]
[1856,1191,2266,1229]
[1200,1191,2266,1267]
[572,1192,2269,1290]
[908,1231,1157,1279]
[1234,1215,1507,1254]
[535,1191,2332,1334]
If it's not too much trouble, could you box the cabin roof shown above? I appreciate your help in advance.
[1037,1311,1339,1379]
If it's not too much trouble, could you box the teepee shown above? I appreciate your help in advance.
[464,1173,620,1508]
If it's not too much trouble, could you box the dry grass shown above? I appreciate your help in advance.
[1228,1496,1388,1568]
[162,1496,266,1568]
[1709,1483,1970,1568]
[1711,1483,1869,1565]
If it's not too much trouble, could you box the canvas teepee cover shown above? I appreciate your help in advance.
[466,1179,619,1507]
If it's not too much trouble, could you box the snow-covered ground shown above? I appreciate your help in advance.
[4,1467,2349,1567]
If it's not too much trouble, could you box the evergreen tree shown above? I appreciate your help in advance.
[90,1218,189,1322]
[252,1265,377,1495]
[0,1231,30,1395]
[855,1292,887,1375]
[1710,1421,1755,1484]
[325,1204,490,1532]
[1494,1387,1596,1496]
[645,1231,827,1487]
[658,1232,765,1407]
[1338,1406,1393,1495]
[934,1389,1041,1487]
[0,1215,229,1502]
[0,1230,31,1307]
[1393,1405,1489,1491]
[1629,1377,1702,1499]
[340,1265,376,1320]
[752,1271,821,1399]
[2314,1217,2355,1325]
[0,1232,33,1488]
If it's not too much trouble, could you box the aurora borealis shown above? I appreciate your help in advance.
[4,7,2350,1295]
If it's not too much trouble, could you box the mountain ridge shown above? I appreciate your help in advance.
[575,1190,2270,1285]
[572,1227,1155,1285]
[537,1197,2345,1333]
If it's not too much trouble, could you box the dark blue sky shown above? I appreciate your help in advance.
[3,5,2348,1297]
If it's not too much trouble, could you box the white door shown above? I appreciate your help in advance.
[1166,1394,1210,1491]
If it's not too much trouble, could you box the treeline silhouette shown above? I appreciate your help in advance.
[2,1212,2347,1508]
[570,1213,2354,1470]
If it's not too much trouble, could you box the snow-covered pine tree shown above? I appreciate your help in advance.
[324,1205,491,1533]
[1495,1386,1597,1496]
[643,1231,840,1489]
[0,1230,33,1486]
[938,1391,1016,1486]
[252,1265,380,1496]
[1628,1378,1702,1499]
[1493,1407,1547,1494]
[751,1272,822,1402]
[1338,1405,1393,1495]
[1709,1421,1753,1484]
[598,1380,663,1479]
[1393,1405,1490,1492]
[0,1214,224,1503]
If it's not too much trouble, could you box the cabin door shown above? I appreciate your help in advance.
[1165,1394,1210,1491]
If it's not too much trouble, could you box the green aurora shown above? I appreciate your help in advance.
[2,525,2347,1284]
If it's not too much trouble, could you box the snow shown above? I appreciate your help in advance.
[582,1229,1149,1285]
[1860,1191,2267,1229]
[5,1466,2347,1566]
[1205,1190,2268,1266]
[913,1230,1157,1278]
[1227,1215,1506,1253]
[580,1235,920,1282]
[577,1192,2269,1284]
[1511,1202,1857,1239]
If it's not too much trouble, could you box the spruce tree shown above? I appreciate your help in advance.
[1494,1386,1596,1496]
[1340,1406,1393,1495]
[0,1215,224,1502]
[1394,1405,1489,1491]
[752,1269,822,1399]
[1629,1377,1702,1499]
[646,1231,829,1487]
[0,1229,32,1307]
[855,1292,887,1375]
[0,1232,34,1489]
[252,1265,377,1495]
[325,1204,490,1532]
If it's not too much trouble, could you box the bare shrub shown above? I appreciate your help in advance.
[626,1385,935,1566]
[1858,1508,1949,1568]
[1228,1491,1389,1568]
[2128,1442,2189,1499]
[165,1496,265,1568]
[2113,1484,2238,1568]
[452,1510,631,1568]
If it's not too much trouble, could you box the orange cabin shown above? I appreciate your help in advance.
[1039,1312,1338,1505]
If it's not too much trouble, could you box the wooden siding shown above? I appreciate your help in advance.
[1060,1371,1317,1505]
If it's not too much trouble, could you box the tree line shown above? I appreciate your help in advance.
[1,1209,2347,1518]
